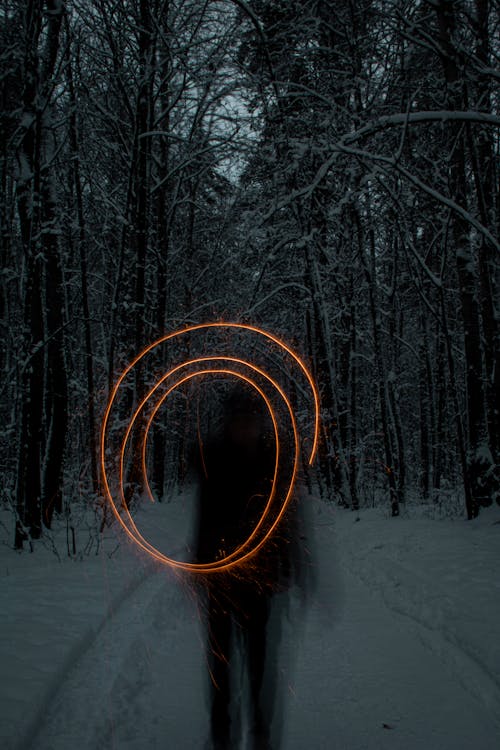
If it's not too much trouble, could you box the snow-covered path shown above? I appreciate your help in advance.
[283,566,499,750]
[32,563,207,750]
[2,497,499,749]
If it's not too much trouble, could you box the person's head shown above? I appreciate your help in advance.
[223,386,264,447]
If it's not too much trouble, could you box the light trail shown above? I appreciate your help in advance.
[100,322,319,464]
[100,323,319,573]
[138,358,284,506]
[139,365,297,569]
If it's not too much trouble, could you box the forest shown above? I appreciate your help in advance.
[1,0,499,553]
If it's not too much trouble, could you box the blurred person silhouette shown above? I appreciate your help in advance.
[193,384,310,750]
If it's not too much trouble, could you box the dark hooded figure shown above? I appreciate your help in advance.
[193,387,302,750]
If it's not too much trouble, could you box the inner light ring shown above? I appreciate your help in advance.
[138,361,298,566]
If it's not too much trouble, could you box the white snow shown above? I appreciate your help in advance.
[1,493,499,749]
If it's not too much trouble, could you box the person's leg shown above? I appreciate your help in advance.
[245,595,272,748]
[206,593,232,748]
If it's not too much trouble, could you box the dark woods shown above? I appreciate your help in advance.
[1,0,499,549]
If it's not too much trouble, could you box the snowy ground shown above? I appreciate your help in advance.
[1,492,499,750]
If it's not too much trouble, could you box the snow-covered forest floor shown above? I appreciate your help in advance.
[1,493,499,750]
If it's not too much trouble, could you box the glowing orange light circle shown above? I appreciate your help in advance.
[100,323,319,572]
[139,366,297,569]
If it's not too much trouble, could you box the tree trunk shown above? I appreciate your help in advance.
[15,0,45,546]
[435,0,490,515]
[65,29,98,496]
